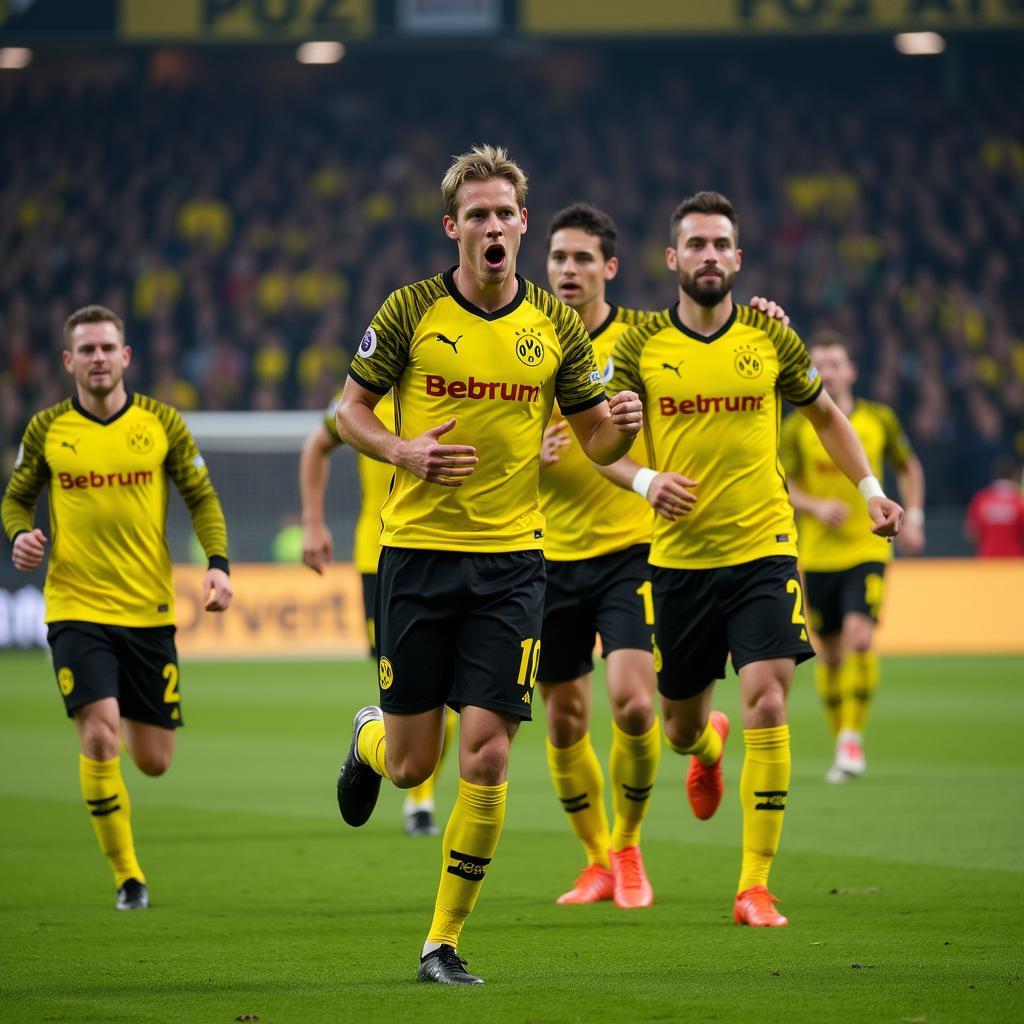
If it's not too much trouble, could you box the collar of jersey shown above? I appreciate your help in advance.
[444,266,527,322]
[72,391,134,425]
[669,303,737,344]
[589,304,618,341]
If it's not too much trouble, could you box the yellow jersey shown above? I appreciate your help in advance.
[324,390,395,575]
[540,305,654,560]
[780,399,913,572]
[2,393,228,626]
[348,268,605,553]
[608,303,822,569]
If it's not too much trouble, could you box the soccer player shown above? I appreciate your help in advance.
[780,332,925,782]
[964,457,1024,557]
[300,392,457,835]
[2,305,232,910]
[333,145,642,985]
[604,192,903,927]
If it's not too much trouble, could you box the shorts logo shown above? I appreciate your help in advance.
[127,425,154,454]
[651,636,662,674]
[359,327,378,358]
[378,657,394,691]
[514,327,545,367]
[57,667,75,696]
[446,849,491,882]
[734,345,763,379]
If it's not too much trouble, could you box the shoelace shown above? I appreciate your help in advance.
[617,851,645,888]
[438,946,470,971]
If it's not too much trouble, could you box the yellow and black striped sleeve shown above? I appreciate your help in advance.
[874,401,914,471]
[779,411,804,479]
[615,305,652,327]
[324,392,344,445]
[607,310,670,399]
[530,286,605,414]
[142,395,230,572]
[349,274,448,394]
[740,306,823,406]
[1,401,69,543]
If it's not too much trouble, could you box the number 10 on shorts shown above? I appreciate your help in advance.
[517,638,541,704]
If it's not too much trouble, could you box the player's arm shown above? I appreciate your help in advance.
[563,392,642,466]
[337,376,478,487]
[593,452,698,522]
[799,390,904,538]
[162,406,232,611]
[894,454,926,554]
[785,476,850,528]
[300,421,341,574]
[3,417,51,571]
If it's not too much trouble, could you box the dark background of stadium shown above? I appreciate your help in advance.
[1,6,1022,569]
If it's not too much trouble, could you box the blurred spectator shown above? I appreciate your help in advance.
[964,458,1024,558]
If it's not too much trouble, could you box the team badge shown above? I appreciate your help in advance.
[378,656,394,691]
[514,327,545,367]
[733,344,763,380]
[358,327,378,358]
[127,425,154,454]
[57,667,75,696]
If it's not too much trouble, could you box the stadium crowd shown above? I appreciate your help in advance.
[1,41,1021,506]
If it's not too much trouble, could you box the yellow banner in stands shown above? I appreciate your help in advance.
[121,0,372,40]
[173,563,370,659]
[521,0,1024,36]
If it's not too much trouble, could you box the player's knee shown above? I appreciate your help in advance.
[388,755,435,790]
[545,701,587,748]
[745,688,787,727]
[78,720,120,762]
[461,735,510,787]
[844,630,873,655]
[663,717,704,751]
[134,751,172,776]
[611,691,655,735]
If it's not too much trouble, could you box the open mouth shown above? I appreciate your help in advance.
[484,244,506,269]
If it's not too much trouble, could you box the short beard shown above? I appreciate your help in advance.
[679,269,735,308]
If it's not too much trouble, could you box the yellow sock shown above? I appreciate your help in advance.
[666,718,722,766]
[609,718,661,851]
[546,734,611,868]
[738,725,791,893]
[840,651,879,735]
[427,778,507,948]
[406,708,457,806]
[815,661,843,737]
[356,719,391,782]
[79,755,144,888]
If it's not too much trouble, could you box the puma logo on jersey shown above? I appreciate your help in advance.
[436,333,462,354]
[661,361,684,377]
[61,439,79,454]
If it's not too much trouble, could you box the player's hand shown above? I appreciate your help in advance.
[748,295,791,326]
[398,418,478,487]
[648,473,698,521]
[814,498,850,528]
[898,520,926,556]
[203,568,233,612]
[11,528,47,571]
[302,522,334,574]
[608,391,643,437]
[868,496,904,539]
[540,420,571,468]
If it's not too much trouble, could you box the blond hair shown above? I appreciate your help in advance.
[440,144,528,219]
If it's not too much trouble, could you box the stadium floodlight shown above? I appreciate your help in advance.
[893,32,945,56]
[296,41,345,64]
[0,47,32,70]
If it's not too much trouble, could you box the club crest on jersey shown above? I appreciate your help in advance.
[359,327,378,358]
[514,327,545,367]
[378,656,394,691]
[127,425,154,454]
[734,344,763,379]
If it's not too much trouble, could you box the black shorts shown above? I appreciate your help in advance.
[361,572,378,659]
[652,555,815,701]
[375,547,546,721]
[804,562,887,636]
[47,620,182,729]
[538,544,653,684]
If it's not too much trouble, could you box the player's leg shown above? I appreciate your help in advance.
[417,550,543,985]
[726,557,814,927]
[538,558,613,902]
[403,708,458,837]
[805,571,844,740]
[835,564,886,777]
[652,566,731,821]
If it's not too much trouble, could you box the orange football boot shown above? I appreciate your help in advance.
[609,846,654,909]
[556,863,614,905]
[686,711,730,820]
[733,886,789,927]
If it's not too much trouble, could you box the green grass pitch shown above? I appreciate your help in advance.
[1,651,1021,1023]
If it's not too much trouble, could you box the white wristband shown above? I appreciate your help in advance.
[906,508,925,526]
[857,476,886,502]
[632,467,657,500]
